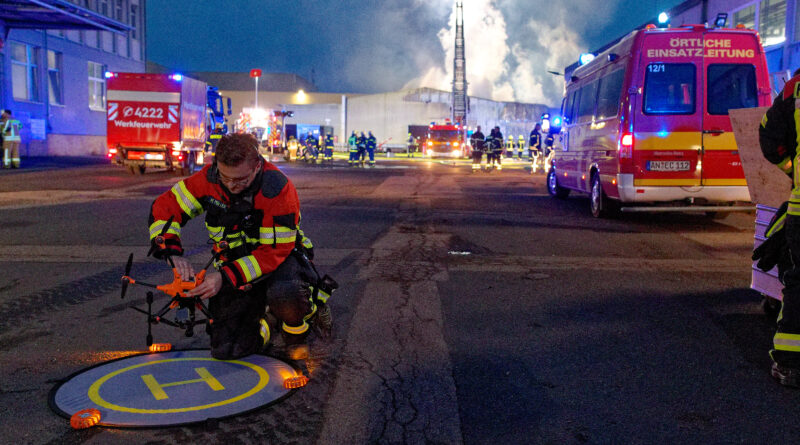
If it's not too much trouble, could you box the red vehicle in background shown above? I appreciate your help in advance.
[423,121,466,158]
[549,24,771,217]
[106,72,209,175]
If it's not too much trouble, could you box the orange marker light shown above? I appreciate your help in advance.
[283,374,309,389]
[70,408,101,429]
[149,343,172,353]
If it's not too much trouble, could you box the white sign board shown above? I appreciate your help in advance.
[729,107,791,208]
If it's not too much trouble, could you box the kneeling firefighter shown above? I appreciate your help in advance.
[148,133,336,360]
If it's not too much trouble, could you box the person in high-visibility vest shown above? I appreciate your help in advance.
[348,131,358,166]
[2,109,21,168]
[205,123,224,154]
[505,135,514,158]
[517,135,525,160]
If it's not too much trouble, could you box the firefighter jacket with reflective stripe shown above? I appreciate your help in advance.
[348,135,357,151]
[325,135,334,148]
[760,74,800,214]
[530,129,542,149]
[148,161,313,289]
[366,135,376,150]
[3,119,20,142]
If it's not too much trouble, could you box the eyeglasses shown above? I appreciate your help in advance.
[218,165,257,187]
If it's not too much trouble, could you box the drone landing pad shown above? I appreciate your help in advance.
[49,350,298,427]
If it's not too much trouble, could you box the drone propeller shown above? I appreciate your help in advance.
[147,215,175,258]
[121,253,133,299]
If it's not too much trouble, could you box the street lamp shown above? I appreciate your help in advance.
[250,69,262,109]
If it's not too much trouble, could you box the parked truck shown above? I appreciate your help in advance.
[106,72,209,175]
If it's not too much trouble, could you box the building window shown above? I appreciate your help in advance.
[48,50,63,105]
[130,4,138,39]
[759,0,786,46]
[733,5,756,29]
[88,61,106,111]
[98,0,109,16]
[10,42,41,102]
[731,1,786,47]
[114,0,123,20]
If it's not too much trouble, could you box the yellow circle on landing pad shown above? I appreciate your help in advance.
[88,358,269,414]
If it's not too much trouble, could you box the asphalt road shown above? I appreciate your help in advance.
[0,155,795,444]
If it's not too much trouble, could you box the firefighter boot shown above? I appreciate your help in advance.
[772,362,800,388]
[283,331,310,361]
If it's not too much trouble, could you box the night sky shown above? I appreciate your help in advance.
[147,0,685,106]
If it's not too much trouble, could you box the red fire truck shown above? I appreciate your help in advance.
[106,72,209,175]
[423,121,466,158]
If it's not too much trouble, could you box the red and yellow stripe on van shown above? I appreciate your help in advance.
[632,131,745,187]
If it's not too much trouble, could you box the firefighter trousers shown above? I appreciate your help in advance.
[3,140,19,168]
[207,253,316,360]
[772,153,800,368]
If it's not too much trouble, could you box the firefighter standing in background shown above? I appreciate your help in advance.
[357,132,367,166]
[366,131,377,167]
[470,125,485,172]
[517,134,525,160]
[348,131,358,167]
[492,126,504,170]
[2,109,21,169]
[205,123,225,154]
[505,133,514,158]
[754,70,800,387]
[304,132,318,164]
[323,133,334,163]
[285,135,299,162]
[149,133,333,360]
[407,132,418,158]
[529,123,543,174]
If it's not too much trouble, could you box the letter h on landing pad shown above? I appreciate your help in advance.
[141,367,225,400]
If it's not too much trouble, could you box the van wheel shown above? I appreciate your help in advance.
[131,165,145,175]
[590,173,618,218]
[547,168,570,199]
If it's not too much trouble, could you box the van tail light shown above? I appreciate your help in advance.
[619,132,634,165]
[107,147,118,158]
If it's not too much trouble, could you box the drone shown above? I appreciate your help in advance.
[120,216,231,349]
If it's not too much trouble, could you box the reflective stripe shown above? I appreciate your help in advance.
[788,202,800,216]
[303,302,318,321]
[766,212,787,238]
[206,224,224,241]
[170,181,203,218]
[149,220,181,240]
[774,332,800,352]
[298,228,313,249]
[282,321,309,335]
[778,156,793,174]
[275,226,297,244]
[235,255,262,282]
[259,227,275,243]
[795,108,800,157]
[259,318,270,346]
[316,287,331,303]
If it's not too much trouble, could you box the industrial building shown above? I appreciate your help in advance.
[0,0,145,157]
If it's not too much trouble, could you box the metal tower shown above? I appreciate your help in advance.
[452,2,468,125]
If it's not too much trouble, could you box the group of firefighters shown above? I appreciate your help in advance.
[467,124,554,173]
[285,131,336,164]
[347,131,378,167]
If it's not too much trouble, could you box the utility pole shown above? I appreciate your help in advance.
[452,2,468,126]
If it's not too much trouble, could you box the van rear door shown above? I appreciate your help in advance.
[701,31,761,187]
[636,31,703,188]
